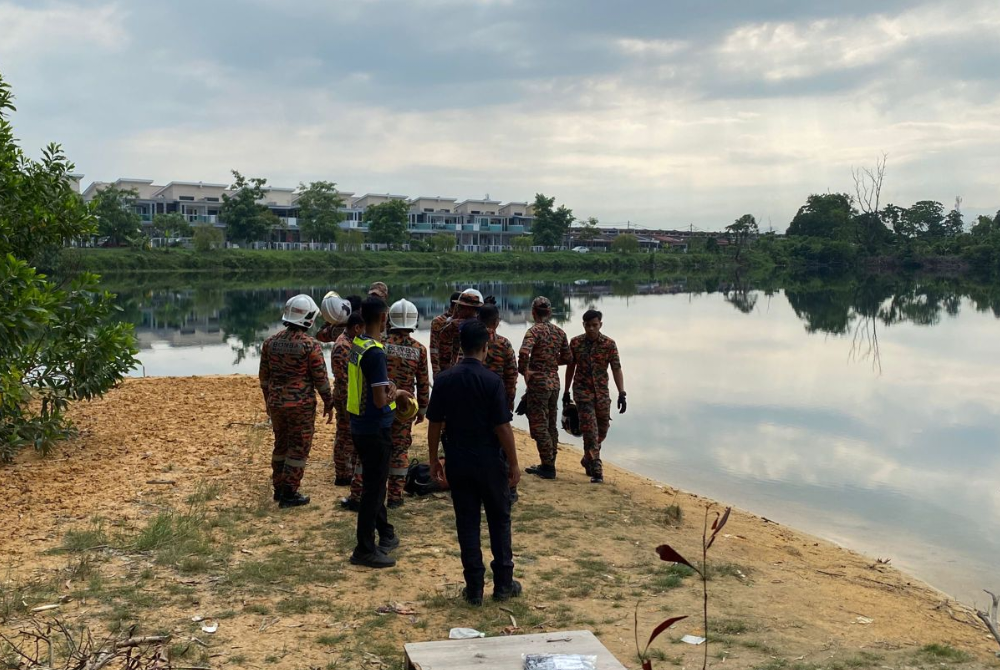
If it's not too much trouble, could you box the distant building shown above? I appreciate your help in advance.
[80,176,537,251]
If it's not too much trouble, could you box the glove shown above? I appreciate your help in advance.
[515,395,528,416]
[562,391,572,407]
[617,393,627,415]
[484,295,497,305]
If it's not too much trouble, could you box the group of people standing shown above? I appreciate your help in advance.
[257,280,626,602]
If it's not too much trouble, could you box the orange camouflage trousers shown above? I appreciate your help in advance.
[333,400,356,483]
[526,387,560,467]
[578,397,612,477]
[349,418,411,504]
[269,404,316,492]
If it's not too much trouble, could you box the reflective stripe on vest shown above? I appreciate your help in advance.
[347,336,397,416]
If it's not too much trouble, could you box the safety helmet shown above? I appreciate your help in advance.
[453,288,484,308]
[321,291,352,325]
[282,294,320,329]
[388,299,419,330]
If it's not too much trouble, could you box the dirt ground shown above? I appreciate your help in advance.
[1,376,996,670]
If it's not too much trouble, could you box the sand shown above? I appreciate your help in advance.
[0,376,994,669]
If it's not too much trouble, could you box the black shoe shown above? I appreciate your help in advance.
[529,465,556,480]
[493,580,522,602]
[350,551,396,569]
[462,587,484,606]
[340,497,360,512]
[509,488,519,504]
[590,475,604,484]
[387,498,404,509]
[581,457,593,477]
[524,464,543,475]
[272,488,280,502]
[278,490,310,508]
[334,477,352,487]
[378,534,400,553]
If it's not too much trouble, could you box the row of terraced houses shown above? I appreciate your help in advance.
[75,177,539,252]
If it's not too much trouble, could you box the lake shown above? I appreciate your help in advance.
[106,271,1000,603]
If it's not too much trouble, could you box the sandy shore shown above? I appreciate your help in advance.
[0,376,994,669]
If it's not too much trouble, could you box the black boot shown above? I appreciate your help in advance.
[278,486,310,508]
[493,580,522,602]
[334,477,352,487]
[529,464,556,479]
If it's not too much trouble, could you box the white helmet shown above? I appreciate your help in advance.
[321,290,351,325]
[388,299,419,330]
[282,294,320,329]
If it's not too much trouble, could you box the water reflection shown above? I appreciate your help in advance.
[103,271,1000,602]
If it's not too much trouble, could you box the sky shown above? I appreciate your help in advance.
[1,0,998,231]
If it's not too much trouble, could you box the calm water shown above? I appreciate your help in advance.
[109,273,1000,602]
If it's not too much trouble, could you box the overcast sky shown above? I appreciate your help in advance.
[2,0,998,230]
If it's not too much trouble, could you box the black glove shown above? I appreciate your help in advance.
[617,393,627,414]
[515,395,528,416]
[562,391,572,407]
[484,295,497,305]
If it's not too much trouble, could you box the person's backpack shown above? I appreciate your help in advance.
[404,459,440,496]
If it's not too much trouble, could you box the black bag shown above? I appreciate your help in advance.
[515,394,528,416]
[404,459,439,496]
[562,402,582,437]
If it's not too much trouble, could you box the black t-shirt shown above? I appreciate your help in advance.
[426,358,512,454]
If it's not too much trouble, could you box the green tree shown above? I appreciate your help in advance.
[193,225,223,251]
[221,171,275,245]
[511,235,534,252]
[611,233,639,254]
[91,185,142,246]
[578,216,601,242]
[296,181,344,244]
[0,73,138,462]
[429,233,456,253]
[531,194,574,249]
[906,200,946,240]
[152,212,193,239]
[365,199,409,249]
[725,214,758,262]
[971,214,996,237]
[341,229,365,252]
[786,193,855,240]
[944,200,964,238]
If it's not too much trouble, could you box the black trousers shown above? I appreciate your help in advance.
[446,449,514,592]
[353,427,394,557]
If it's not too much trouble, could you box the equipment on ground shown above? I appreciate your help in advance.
[404,459,444,496]
[282,294,320,329]
[321,291,351,325]
[389,299,419,330]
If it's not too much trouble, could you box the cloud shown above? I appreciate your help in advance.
[3,0,1000,228]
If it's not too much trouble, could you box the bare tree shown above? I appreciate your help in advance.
[852,152,888,215]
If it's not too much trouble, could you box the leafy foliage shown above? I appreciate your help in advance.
[364,199,409,249]
[428,233,456,253]
[192,225,223,251]
[511,235,534,252]
[724,214,758,262]
[612,233,639,254]
[296,181,344,243]
[220,171,276,245]
[151,212,193,239]
[340,230,365,252]
[532,193,574,248]
[90,185,142,247]
[578,216,601,242]
[0,72,138,463]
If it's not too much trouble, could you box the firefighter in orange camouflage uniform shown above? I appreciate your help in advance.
[518,296,570,480]
[565,309,626,484]
[259,295,334,508]
[383,299,430,508]
[330,312,365,487]
[430,291,461,379]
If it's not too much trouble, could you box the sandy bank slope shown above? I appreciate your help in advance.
[1,376,993,669]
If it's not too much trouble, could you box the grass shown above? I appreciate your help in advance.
[651,563,696,591]
[917,644,971,663]
[662,503,683,527]
[60,523,108,552]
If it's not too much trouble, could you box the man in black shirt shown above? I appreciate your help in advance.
[428,320,522,605]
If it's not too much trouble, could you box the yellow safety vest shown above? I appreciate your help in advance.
[347,336,397,416]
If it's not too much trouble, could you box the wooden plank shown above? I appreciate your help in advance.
[404,630,627,669]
